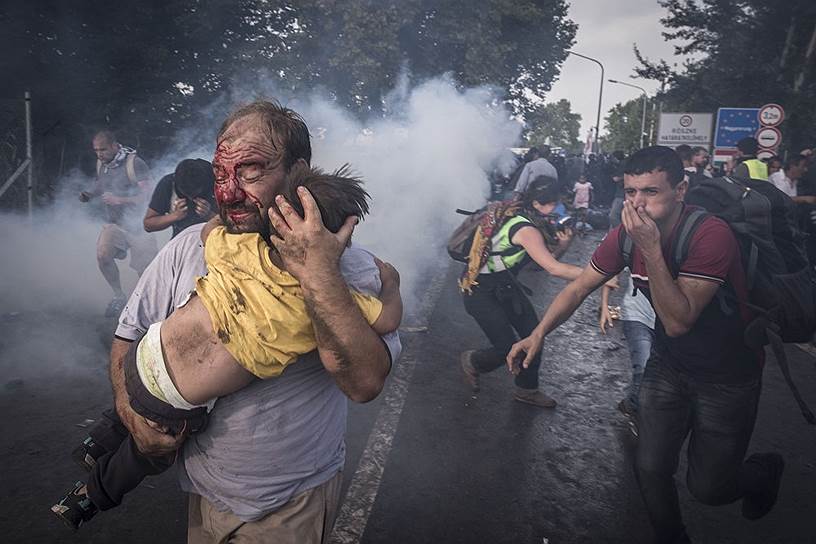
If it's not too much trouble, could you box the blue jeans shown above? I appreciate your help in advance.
[634,355,764,543]
[622,320,654,409]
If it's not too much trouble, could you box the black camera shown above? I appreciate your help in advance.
[543,213,576,232]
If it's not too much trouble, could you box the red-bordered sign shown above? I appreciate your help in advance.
[756,126,782,149]
[758,103,785,127]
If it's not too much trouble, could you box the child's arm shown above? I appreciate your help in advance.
[599,284,614,334]
[598,274,620,333]
[371,258,403,334]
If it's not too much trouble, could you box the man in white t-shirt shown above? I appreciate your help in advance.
[769,154,808,199]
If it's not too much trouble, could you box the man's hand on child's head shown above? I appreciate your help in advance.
[267,187,356,284]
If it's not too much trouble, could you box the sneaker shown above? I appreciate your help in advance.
[460,350,480,392]
[71,437,108,472]
[627,418,639,439]
[513,387,557,408]
[617,398,637,418]
[51,481,98,530]
[741,453,785,520]
[104,296,126,318]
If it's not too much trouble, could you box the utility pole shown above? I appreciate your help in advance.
[25,91,33,222]
[608,79,648,148]
[567,51,605,154]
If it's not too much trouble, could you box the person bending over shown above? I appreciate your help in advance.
[52,163,402,530]
[459,178,586,408]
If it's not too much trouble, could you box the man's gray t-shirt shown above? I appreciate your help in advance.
[514,158,559,194]
[98,153,151,226]
[116,223,402,521]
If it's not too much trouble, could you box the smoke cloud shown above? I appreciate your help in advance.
[0,73,521,382]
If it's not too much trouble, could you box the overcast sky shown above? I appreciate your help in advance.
[547,0,686,140]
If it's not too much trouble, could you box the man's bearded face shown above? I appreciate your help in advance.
[212,118,287,236]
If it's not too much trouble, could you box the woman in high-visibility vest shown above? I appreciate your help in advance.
[458,178,584,408]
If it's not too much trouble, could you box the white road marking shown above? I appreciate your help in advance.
[329,267,449,544]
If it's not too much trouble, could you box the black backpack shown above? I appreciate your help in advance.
[622,176,816,424]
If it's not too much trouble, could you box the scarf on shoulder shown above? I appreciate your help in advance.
[458,199,520,294]
[101,146,136,173]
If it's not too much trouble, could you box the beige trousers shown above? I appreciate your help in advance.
[187,471,343,544]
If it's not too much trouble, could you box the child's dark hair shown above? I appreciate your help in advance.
[275,162,370,233]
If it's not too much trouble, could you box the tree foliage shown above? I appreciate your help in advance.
[634,0,816,151]
[601,96,658,154]
[524,99,582,152]
[0,0,576,205]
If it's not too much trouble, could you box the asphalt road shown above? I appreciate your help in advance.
[2,231,815,543]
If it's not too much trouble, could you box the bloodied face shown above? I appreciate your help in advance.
[213,116,289,235]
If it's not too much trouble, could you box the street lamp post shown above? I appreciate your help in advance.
[608,79,648,149]
[567,50,604,154]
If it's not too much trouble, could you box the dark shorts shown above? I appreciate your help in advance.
[123,336,209,435]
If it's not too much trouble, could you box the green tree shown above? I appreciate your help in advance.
[634,0,816,151]
[274,0,577,116]
[0,0,577,207]
[601,96,657,154]
[524,99,582,152]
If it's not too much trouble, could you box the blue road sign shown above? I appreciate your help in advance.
[714,108,759,148]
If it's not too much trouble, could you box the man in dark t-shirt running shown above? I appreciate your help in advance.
[507,146,783,544]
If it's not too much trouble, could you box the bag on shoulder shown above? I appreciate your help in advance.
[447,207,489,263]
[447,201,529,263]
[623,176,816,423]
[97,152,138,184]
[682,176,815,343]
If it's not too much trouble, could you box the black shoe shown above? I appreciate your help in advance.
[617,398,639,438]
[617,398,637,418]
[71,437,108,472]
[104,296,126,318]
[460,350,480,392]
[741,453,785,520]
[51,481,98,530]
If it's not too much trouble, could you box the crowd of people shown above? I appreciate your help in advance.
[461,139,816,543]
[48,102,816,544]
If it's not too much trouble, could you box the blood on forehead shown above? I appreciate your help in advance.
[213,139,283,170]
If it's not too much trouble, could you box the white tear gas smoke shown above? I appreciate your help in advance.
[297,75,522,315]
[1,74,520,318]
[0,75,520,383]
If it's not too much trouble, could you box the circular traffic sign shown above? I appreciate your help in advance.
[758,103,785,127]
[756,126,782,149]
[757,150,775,160]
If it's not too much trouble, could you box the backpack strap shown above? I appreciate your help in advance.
[125,153,137,184]
[672,209,709,276]
[766,326,816,424]
[617,230,637,296]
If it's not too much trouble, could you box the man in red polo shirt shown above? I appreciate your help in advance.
[507,146,783,543]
